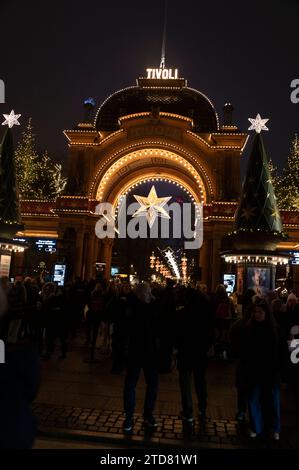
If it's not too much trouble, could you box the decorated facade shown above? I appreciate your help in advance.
[15,70,299,291]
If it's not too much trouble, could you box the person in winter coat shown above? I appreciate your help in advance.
[122,283,159,433]
[175,287,214,430]
[110,283,132,374]
[157,279,176,373]
[0,340,40,448]
[239,299,287,440]
[229,289,255,422]
[7,280,26,343]
[211,284,235,358]
[85,283,105,361]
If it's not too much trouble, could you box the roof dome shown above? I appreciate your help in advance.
[94,79,219,132]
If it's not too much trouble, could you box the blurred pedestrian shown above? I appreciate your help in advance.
[123,283,159,433]
[175,287,214,432]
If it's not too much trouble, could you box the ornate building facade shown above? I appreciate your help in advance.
[18,71,299,291]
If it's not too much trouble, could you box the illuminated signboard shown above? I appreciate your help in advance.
[53,264,66,286]
[35,239,56,253]
[291,252,299,265]
[0,254,11,278]
[223,274,236,295]
[146,68,179,79]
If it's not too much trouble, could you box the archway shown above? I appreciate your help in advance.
[90,147,213,205]
[94,168,203,281]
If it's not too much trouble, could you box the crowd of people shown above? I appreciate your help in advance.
[0,274,299,446]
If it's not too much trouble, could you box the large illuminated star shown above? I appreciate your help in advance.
[248,114,269,133]
[2,110,21,128]
[133,185,171,228]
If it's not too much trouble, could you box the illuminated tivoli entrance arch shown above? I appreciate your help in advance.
[91,147,208,206]
[58,70,248,288]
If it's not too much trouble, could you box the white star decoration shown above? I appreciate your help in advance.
[248,113,269,133]
[2,110,21,128]
[133,185,171,228]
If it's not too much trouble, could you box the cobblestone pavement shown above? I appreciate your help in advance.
[33,402,241,448]
[33,402,299,449]
[33,335,299,449]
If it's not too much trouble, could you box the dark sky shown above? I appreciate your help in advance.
[1,0,298,171]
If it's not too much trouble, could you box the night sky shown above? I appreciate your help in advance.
[1,0,299,172]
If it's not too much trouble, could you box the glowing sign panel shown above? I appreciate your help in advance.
[146,68,179,80]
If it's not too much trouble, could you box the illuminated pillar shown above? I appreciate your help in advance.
[85,234,97,280]
[83,232,97,280]
[102,237,113,280]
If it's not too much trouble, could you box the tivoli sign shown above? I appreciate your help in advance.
[146,68,179,80]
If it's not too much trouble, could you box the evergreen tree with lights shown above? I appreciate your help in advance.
[234,132,283,236]
[274,134,299,210]
[14,119,67,200]
[230,114,285,250]
[0,126,23,237]
[14,119,39,199]
[34,151,67,200]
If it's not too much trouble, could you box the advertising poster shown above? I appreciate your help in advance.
[53,264,66,286]
[246,267,271,296]
[223,274,235,295]
[0,254,11,278]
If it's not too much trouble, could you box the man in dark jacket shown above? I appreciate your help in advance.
[122,283,159,433]
[157,279,176,373]
[175,287,214,429]
[0,340,40,448]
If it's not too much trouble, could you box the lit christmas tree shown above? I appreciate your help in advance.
[229,114,286,250]
[234,132,283,235]
[0,126,23,236]
[14,119,67,200]
[14,118,39,199]
[273,134,299,210]
[35,151,67,200]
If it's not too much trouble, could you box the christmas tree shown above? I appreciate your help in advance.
[14,118,39,199]
[268,158,280,191]
[234,131,284,236]
[14,119,67,200]
[34,151,67,200]
[0,126,23,236]
[273,135,299,210]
